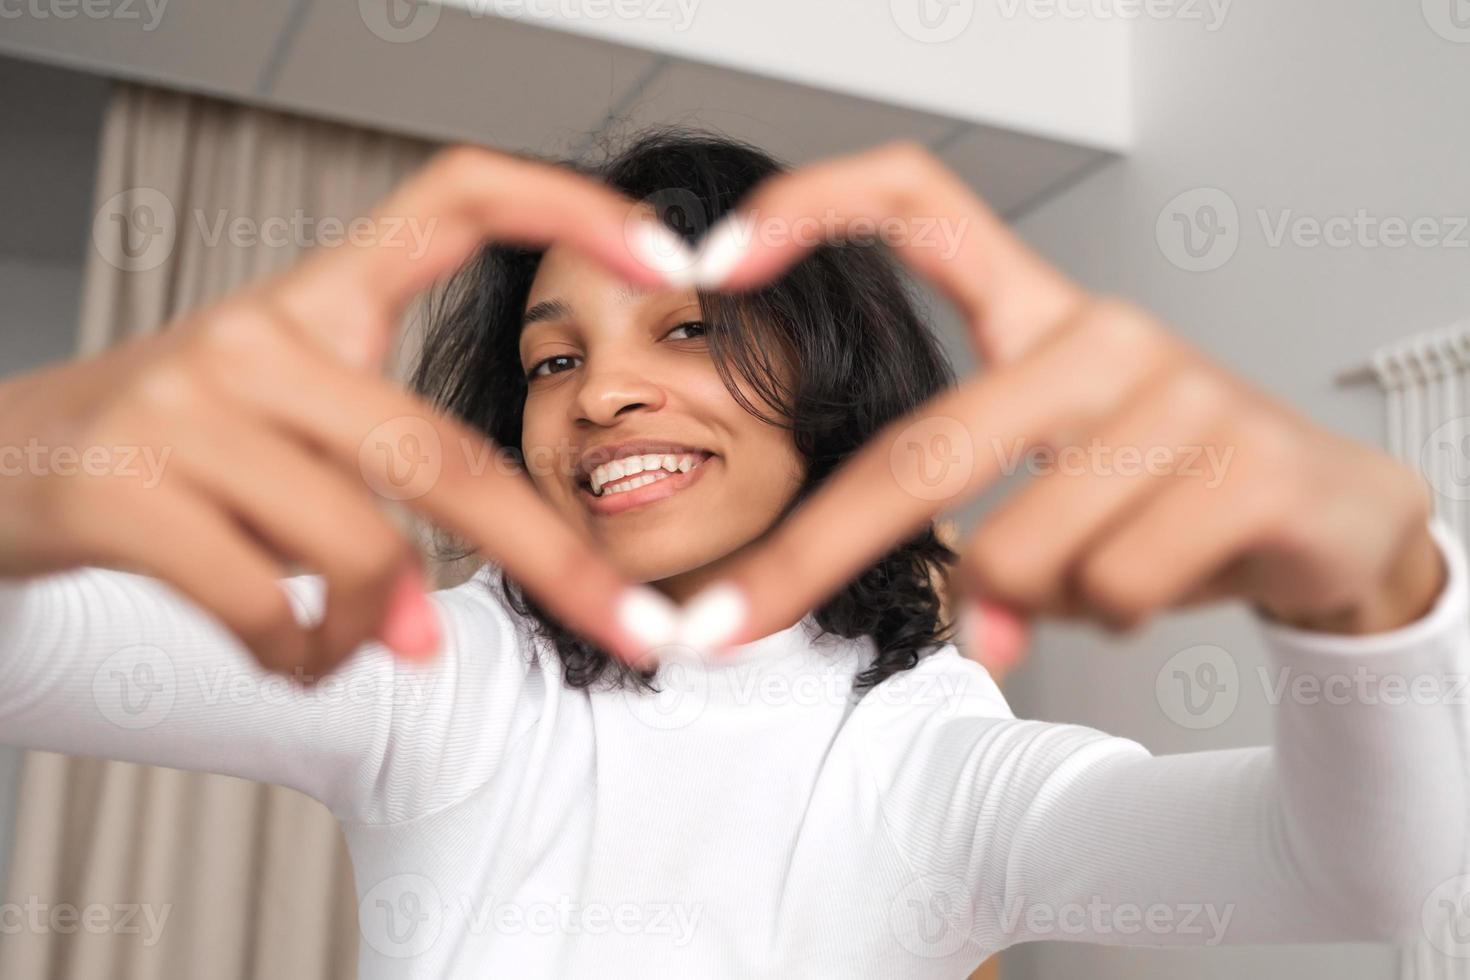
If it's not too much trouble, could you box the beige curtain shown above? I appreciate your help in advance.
[0,84,438,980]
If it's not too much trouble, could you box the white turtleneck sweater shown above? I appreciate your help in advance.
[0,523,1467,979]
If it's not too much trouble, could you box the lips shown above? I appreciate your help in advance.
[574,438,717,516]
[575,439,715,488]
[578,453,714,516]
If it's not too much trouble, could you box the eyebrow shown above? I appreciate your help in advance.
[522,298,571,328]
[520,283,663,329]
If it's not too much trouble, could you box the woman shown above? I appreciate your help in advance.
[0,131,1462,979]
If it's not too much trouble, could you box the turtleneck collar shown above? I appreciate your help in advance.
[648,611,872,708]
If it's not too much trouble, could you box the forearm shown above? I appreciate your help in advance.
[1252,518,1470,933]
[991,521,1470,948]
[0,566,393,814]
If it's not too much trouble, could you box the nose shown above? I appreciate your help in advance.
[572,357,667,427]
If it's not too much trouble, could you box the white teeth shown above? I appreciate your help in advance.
[601,471,669,496]
[587,451,707,497]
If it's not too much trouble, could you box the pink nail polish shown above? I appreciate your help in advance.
[381,567,440,660]
[965,599,1029,674]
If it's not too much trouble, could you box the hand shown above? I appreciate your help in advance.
[0,146,692,677]
[679,142,1443,654]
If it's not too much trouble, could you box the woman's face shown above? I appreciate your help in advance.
[518,243,805,601]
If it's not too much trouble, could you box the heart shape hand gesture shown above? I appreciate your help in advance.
[2,141,1441,683]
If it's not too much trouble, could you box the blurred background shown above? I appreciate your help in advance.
[0,1,1467,977]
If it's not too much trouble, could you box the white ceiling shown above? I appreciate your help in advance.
[0,0,1114,217]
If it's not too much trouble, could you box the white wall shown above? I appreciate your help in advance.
[998,2,1470,978]
[442,0,1131,149]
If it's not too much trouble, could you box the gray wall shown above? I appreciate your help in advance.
[0,54,107,367]
[1000,2,1470,978]
[0,53,109,898]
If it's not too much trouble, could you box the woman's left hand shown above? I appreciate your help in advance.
[679,142,1445,652]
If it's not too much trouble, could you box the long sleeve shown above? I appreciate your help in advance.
[860,519,1470,953]
[0,564,544,825]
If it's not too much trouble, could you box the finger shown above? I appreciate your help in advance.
[690,141,1086,366]
[260,146,692,370]
[79,483,314,672]
[199,303,672,666]
[677,300,1175,652]
[958,363,1231,613]
[163,400,432,675]
[1068,432,1281,629]
[958,598,1032,676]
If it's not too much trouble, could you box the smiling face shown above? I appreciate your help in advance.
[518,243,805,602]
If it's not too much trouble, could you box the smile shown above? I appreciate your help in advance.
[578,451,715,516]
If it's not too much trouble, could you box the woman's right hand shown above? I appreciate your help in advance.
[0,146,692,678]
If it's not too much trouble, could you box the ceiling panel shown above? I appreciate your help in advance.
[0,0,297,98]
[604,58,955,167]
[938,123,1110,218]
[0,2,1114,218]
[269,3,660,156]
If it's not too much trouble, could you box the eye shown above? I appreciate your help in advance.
[665,320,707,341]
[526,354,581,380]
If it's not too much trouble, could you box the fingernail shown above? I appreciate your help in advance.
[677,582,747,653]
[691,214,754,288]
[629,221,698,288]
[381,566,440,660]
[616,586,680,660]
[964,599,1027,674]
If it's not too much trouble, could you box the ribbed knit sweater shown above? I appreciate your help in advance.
[0,523,1466,978]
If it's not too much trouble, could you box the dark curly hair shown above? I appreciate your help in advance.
[412,128,960,694]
